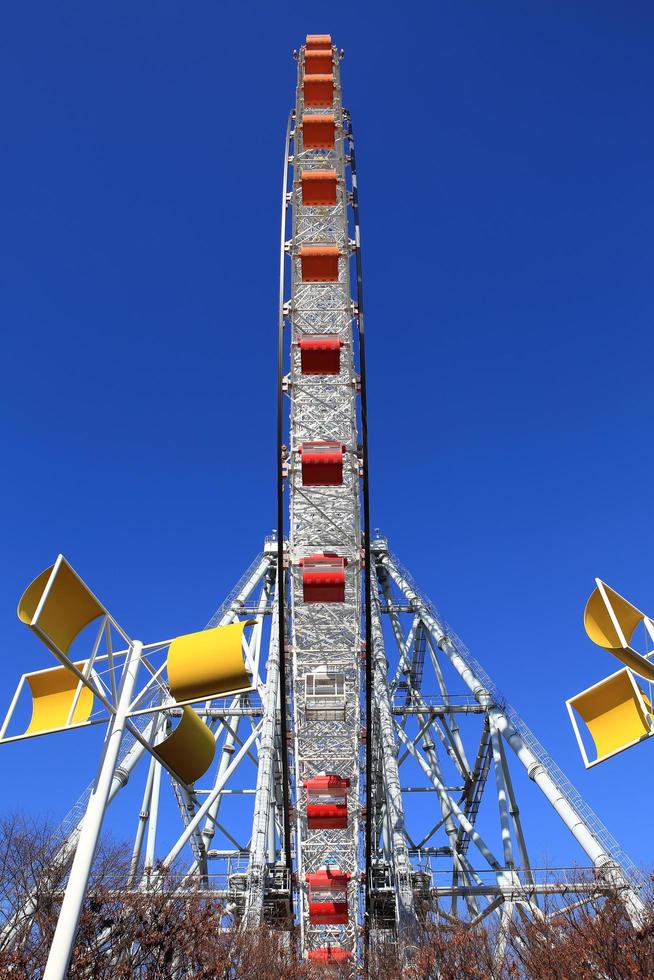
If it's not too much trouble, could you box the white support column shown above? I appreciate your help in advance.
[377,568,466,895]
[489,715,515,870]
[369,586,417,936]
[127,749,158,887]
[267,764,278,862]
[0,714,157,948]
[490,707,646,927]
[44,640,143,980]
[495,726,536,889]
[243,579,281,927]
[143,755,162,872]
[423,629,471,773]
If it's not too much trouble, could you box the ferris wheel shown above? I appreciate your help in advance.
[0,32,648,978]
[277,33,371,961]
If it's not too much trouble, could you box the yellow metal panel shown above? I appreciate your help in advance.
[570,669,653,764]
[584,580,644,649]
[25,662,94,734]
[155,706,215,784]
[167,620,255,703]
[18,560,104,655]
[583,580,654,680]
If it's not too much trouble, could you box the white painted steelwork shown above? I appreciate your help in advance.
[368,537,647,944]
[284,43,362,957]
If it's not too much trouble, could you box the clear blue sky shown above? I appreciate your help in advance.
[1,1,654,877]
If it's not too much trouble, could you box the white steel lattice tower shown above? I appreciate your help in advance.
[2,32,650,979]
[285,38,361,958]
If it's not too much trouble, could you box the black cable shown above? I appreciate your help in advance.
[345,110,374,930]
[276,110,295,892]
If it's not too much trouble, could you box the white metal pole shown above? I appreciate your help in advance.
[127,750,157,887]
[0,674,26,739]
[489,707,646,926]
[378,570,465,879]
[496,727,536,888]
[489,716,515,869]
[43,640,143,980]
[244,579,280,926]
[0,715,156,948]
[266,783,277,862]
[144,756,162,871]
[369,585,417,935]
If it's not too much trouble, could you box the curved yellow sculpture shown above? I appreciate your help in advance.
[568,668,653,765]
[24,662,94,735]
[583,579,654,681]
[154,707,216,784]
[18,559,105,655]
[167,620,256,703]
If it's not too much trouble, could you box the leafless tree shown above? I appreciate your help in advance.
[504,890,654,980]
[2,816,654,978]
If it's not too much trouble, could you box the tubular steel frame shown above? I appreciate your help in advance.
[367,537,646,942]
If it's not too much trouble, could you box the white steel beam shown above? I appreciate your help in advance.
[370,586,417,935]
[243,578,282,927]
[44,640,144,980]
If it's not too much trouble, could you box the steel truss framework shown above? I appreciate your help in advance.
[282,42,362,959]
[366,539,646,948]
[0,34,648,979]
[1,543,296,978]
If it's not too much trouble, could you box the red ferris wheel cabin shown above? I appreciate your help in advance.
[300,553,347,603]
[304,48,333,75]
[303,73,334,108]
[305,774,350,830]
[301,170,338,206]
[306,867,350,925]
[299,441,344,486]
[299,336,342,375]
[305,33,332,49]
[307,946,352,964]
[301,114,336,149]
[300,245,340,282]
